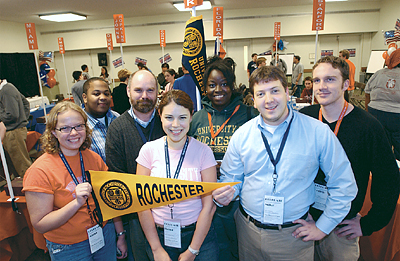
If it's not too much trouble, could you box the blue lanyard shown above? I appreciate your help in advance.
[260,114,294,194]
[59,151,85,184]
[164,137,189,179]
[135,117,155,144]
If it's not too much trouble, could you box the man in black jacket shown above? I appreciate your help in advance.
[106,70,164,261]
[300,56,400,261]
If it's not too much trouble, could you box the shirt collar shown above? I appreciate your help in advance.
[257,105,293,132]
[86,109,114,128]
[128,107,155,128]
[0,80,7,91]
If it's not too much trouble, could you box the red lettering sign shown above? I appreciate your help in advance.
[274,22,281,41]
[312,0,325,31]
[160,30,166,47]
[106,34,113,51]
[213,7,223,38]
[25,23,38,50]
[184,0,203,8]
[57,37,65,54]
[113,14,126,43]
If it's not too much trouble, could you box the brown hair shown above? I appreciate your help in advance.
[256,57,267,67]
[249,66,288,95]
[158,90,194,116]
[304,76,313,82]
[313,56,349,82]
[40,101,92,154]
[339,49,350,59]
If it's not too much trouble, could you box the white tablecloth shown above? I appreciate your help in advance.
[26,96,49,109]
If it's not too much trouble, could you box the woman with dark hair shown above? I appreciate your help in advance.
[100,66,110,84]
[137,90,218,261]
[164,69,177,92]
[23,101,127,260]
[189,56,258,261]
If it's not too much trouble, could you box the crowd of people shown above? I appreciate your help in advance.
[0,48,397,261]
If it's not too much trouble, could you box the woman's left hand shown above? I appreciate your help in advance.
[116,235,128,259]
[178,249,196,261]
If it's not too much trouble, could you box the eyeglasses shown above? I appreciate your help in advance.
[55,124,86,133]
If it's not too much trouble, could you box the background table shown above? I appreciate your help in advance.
[26,96,49,110]
[29,104,54,129]
[0,191,46,261]
[359,175,400,261]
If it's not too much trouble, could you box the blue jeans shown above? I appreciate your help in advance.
[152,223,219,261]
[46,222,116,261]
[292,83,303,98]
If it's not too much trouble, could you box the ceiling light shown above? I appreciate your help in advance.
[325,0,348,2]
[173,1,212,11]
[39,13,87,22]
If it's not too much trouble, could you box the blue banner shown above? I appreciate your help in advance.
[182,15,207,98]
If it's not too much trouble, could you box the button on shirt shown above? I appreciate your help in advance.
[219,106,357,235]
[86,109,119,162]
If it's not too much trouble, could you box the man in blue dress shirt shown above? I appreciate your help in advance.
[212,66,357,260]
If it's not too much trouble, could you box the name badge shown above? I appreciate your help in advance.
[87,224,105,254]
[263,195,284,225]
[314,183,328,211]
[164,219,181,248]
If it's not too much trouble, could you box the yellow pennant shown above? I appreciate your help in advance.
[90,170,239,221]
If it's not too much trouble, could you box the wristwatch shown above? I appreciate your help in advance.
[188,245,200,256]
[116,230,126,237]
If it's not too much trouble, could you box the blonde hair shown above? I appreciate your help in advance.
[40,101,92,154]
[118,69,132,82]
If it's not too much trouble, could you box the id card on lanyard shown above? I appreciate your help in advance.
[260,114,293,224]
[315,101,348,211]
[59,152,105,254]
[163,137,189,248]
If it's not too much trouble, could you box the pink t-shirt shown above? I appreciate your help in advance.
[136,136,216,226]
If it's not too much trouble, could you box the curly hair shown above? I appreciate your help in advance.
[40,101,92,154]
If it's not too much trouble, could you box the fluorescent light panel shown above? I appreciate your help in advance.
[173,1,212,11]
[325,0,348,2]
[39,13,87,22]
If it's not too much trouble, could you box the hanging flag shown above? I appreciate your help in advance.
[57,37,65,54]
[274,22,281,41]
[184,0,203,8]
[213,7,223,38]
[106,33,113,51]
[113,14,126,43]
[312,0,325,31]
[182,15,207,97]
[90,170,239,221]
[160,30,166,47]
[214,38,226,59]
[25,23,38,50]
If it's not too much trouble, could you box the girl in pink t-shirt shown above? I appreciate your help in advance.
[137,90,218,261]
